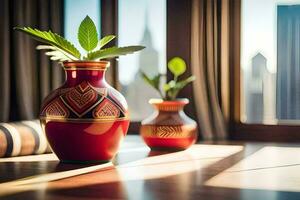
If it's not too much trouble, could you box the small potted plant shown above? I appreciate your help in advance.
[15,16,144,163]
[141,57,197,150]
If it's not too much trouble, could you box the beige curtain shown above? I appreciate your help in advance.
[0,0,64,122]
[191,0,239,140]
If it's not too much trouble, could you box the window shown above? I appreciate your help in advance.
[241,0,300,125]
[118,0,166,121]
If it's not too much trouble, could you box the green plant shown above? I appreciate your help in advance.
[141,57,195,100]
[14,16,145,62]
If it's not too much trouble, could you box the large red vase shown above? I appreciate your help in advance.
[40,61,129,163]
[140,99,198,150]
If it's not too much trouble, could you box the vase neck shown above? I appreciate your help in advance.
[62,61,109,87]
[64,69,107,87]
[150,99,189,112]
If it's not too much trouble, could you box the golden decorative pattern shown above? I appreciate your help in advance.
[41,88,71,109]
[141,124,197,138]
[41,81,126,120]
[45,100,69,118]
[155,105,184,112]
[68,89,96,108]
[93,99,120,119]
[61,81,100,117]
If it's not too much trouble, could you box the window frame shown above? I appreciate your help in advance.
[230,0,300,142]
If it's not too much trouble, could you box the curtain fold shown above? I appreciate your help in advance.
[0,0,11,122]
[101,0,118,88]
[0,0,64,122]
[277,5,300,119]
[191,0,237,140]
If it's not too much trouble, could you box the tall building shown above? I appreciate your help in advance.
[246,53,267,123]
[245,52,276,124]
[124,9,160,121]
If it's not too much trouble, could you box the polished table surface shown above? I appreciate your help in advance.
[1,135,300,200]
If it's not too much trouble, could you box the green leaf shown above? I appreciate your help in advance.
[87,46,145,60]
[141,72,164,98]
[164,76,196,100]
[149,74,161,89]
[163,80,176,92]
[168,57,186,77]
[99,35,116,49]
[175,75,196,90]
[14,27,81,59]
[152,74,161,89]
[78,15,98,51]
[141,72,155,88]
[163,83,170,92]
[36,45,72,61]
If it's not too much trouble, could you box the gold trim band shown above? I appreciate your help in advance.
[140,124,197,138]
[64,67,107,71]
[63,61,110,70]
[40,117,129,123]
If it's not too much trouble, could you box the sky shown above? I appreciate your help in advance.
[64,0,101,55]
[242,0,300,73]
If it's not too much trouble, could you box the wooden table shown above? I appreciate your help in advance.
[1,135,300,200]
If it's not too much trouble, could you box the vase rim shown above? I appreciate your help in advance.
[149,98,189,105]
[63,61,110,70]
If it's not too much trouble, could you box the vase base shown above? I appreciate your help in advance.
[60,159,111,164]
[150,146,187,152]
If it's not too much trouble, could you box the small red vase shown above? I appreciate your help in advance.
[40,61,129,163]
[140,98,198,150]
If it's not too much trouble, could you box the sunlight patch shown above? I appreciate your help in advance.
[205,146,300,192]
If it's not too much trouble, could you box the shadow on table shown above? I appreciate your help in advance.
[0,143,271,200]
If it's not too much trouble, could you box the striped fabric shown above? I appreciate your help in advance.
[0,120,51,157]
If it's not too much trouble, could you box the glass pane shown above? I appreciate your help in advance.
[64,0,101,54]
[241,0,300,124]
[118,0,166,121]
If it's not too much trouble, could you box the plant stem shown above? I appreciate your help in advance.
[174,75,178,82]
